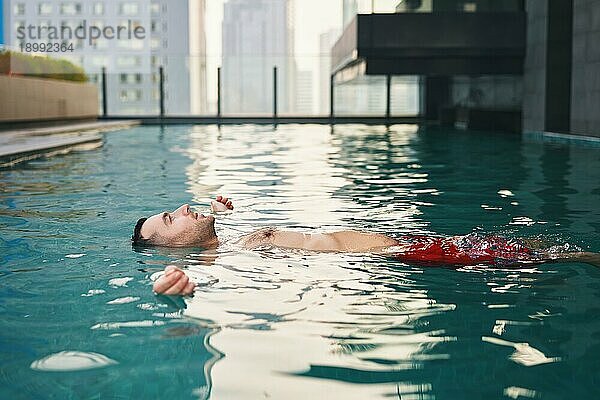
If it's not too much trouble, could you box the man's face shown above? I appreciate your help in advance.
[140,204,217,247]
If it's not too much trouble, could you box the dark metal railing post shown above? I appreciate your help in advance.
[330,72,335,122]
[101,67,107,117]
[273,66,278,119]
[385,74,391,120]
[217,67,222,119]
[159,66,165,117]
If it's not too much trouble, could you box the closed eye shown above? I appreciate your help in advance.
[162,212,171,225]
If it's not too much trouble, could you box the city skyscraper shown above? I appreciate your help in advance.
[0,0,4,45]
[2,0,206,115]
[221,0,295,114]
[318,28,340,114]
[342,0,357,27]
[295,70,313,114]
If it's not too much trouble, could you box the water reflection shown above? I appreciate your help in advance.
[2,124,600,399]
[178,251,448,399]
[175,124,600,399]
[178,125,455,398]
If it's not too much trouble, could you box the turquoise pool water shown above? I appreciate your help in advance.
[1,124,599,399]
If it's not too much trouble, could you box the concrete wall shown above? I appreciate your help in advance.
[0,75,98,122]
[522,0,548,132]
[451,75,522,109]
[571,0,600,136]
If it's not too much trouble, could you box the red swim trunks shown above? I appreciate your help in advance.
[394,234,539,266]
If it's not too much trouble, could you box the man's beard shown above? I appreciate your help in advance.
[188,218,217,245]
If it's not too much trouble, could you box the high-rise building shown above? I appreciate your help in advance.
[295,70,313,115]
[342,0,357,28]
[221,0,295,115]
[0,0,4,45]
[336,0,420,116]
[2,0,206,115]
[318,28,340,114]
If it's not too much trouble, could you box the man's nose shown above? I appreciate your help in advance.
[175,204,190,216]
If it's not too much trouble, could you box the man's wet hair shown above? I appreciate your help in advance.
[132,217,150,246]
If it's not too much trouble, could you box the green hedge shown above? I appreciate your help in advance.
[0,51,88,82]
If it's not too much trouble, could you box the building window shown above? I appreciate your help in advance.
[131,20,143,31]
[60,20,79,33]
[120,89,142,102]
[116,38,143,50]
[38,3,53,15]
[150,2,166,14]
[120,73,142,84]
[60,2,82,15]
[117,56,141,67]
[151,55,161,67]
[463,2,477,12]
[133,40,145,50]
[14,21,26,31]
[89,21,106,48]
[92,39,108,49]
[14,3,26,15]
[119,2,139,16]
[91,56,106,67]
[151,38,160,49]
[93,2,104,15]
[150,20,159,33]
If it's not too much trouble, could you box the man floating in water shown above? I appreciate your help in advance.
[132,196,600,296]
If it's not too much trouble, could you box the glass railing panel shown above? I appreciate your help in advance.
[390,76,421,116]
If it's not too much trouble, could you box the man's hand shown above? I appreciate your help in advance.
[153,265,195,296]
[210,195,234,213]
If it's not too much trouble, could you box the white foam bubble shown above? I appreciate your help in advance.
[81,289,106,297]
[504,386,537,399]
[137,303,158,311]
[498,189,514,197]
[106,296,140,305]
[108,277,133,287]
[510,216,536,226]
[30,351,117,371]
[90,320,166,330]
[65,254,86,259]
[481,204,503,211]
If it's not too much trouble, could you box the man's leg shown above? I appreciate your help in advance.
[542,251,600,267]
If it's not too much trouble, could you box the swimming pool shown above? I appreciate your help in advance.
[1,124,599,399]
